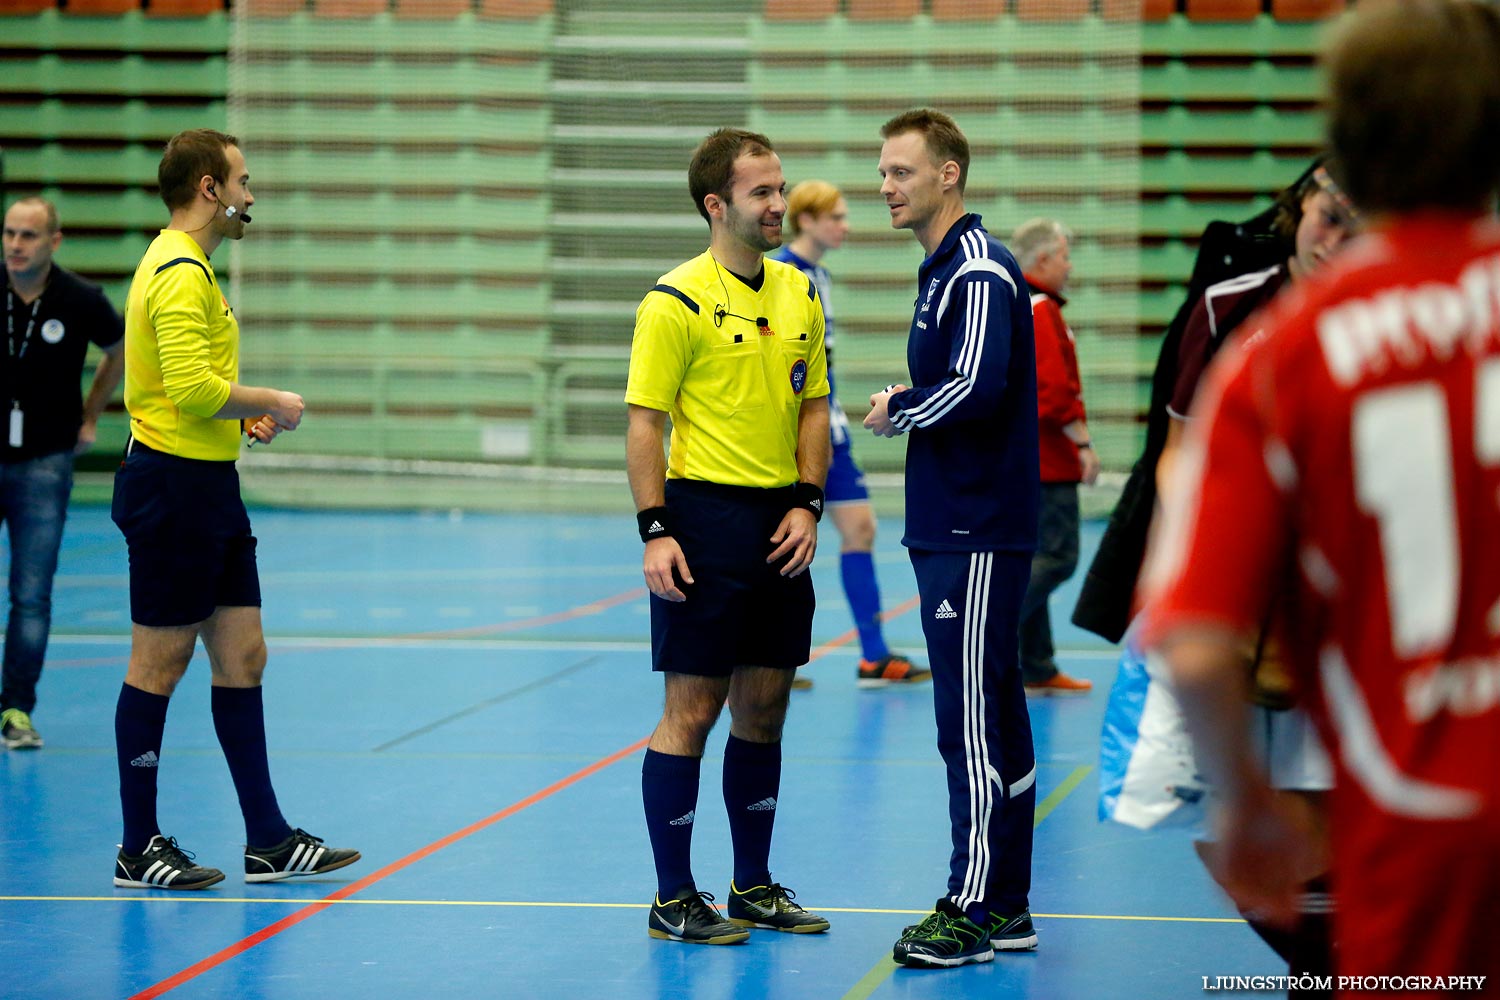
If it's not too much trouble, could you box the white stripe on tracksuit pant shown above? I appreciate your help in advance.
[910,548,1036,918]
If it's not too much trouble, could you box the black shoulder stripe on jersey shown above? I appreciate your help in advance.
[154,257,212,281]
[806,276,816,300]
[649,284,699,315]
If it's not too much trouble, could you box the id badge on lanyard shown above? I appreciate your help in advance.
[5,289,41,449]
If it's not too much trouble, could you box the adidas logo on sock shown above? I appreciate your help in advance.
[130,751,160,768]
[934,600,958,620]
[668,810,695,827]
[747,797,778,812]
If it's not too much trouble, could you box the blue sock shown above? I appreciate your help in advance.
[642,749,701,899]
[211,686,292,848]
[841,551,890,662]
[115,683,169,855]
[723,735,781,889]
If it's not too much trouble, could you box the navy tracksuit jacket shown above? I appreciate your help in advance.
[887,213,1041,917]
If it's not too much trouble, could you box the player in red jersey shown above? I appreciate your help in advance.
[1144,1,1500,994]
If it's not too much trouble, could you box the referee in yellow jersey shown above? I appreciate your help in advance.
[626,128,832,944]
[109,129,359,890]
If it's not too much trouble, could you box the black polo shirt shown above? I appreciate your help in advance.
[2,264,124,462]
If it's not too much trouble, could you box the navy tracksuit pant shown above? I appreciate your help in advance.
[910,548,1036,917]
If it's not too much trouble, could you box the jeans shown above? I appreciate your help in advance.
[0,450,74,714]
[1018,483,1080,683]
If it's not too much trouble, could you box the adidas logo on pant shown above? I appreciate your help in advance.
[668,810,695,827]
[130,750,160,768]
[747,797,777,812]
[934,600,958,620]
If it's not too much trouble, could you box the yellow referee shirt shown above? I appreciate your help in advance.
[124,230,239,460]
[626,251,829,488]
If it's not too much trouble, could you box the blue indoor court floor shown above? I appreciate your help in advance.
[0,505,1279,999]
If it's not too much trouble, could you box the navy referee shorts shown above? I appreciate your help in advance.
[111,439,262,627]
[650,478,815,676]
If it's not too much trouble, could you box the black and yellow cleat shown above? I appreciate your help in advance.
[648,890,750,945]
[726,880,831,933]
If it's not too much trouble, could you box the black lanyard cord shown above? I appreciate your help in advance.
[5,288,42,363]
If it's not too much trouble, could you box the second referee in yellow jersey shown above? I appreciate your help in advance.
[625,127,831,946]
[110,129,359,892]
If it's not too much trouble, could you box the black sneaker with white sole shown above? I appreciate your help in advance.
[987,908,1039,950]
[244,828,361,883]
[893,899,995,968]
[648,890,750,945]
[114,835,225,890]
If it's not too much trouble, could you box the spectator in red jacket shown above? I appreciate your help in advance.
[1012,219,1100,695]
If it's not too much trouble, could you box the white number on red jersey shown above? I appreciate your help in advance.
[1353,359,1500,658]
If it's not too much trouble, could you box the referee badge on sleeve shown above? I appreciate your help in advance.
[789,359,808,394]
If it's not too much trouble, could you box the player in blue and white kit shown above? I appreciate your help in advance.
[772,180,929,690]
[866,109,1041,969]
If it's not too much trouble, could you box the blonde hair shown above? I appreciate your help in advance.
[785,180,843,236]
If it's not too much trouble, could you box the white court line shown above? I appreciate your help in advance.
[51,633,655,653]
[50,633,1122,658]
[55,564,641,588]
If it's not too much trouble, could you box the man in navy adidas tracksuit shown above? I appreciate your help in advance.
[865,109,1041,969]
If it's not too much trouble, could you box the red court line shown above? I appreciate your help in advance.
[414,586,647,638]
[806,594,920,666]
[127,739,648,1000]
[130,591,920,998]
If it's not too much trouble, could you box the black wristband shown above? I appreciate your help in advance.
[637,506,673,542]
[1076,441,1093,450]
[792,482,825,522]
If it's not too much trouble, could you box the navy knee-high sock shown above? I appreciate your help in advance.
[642,749,701,899]
[841,551,889,662]
[211,685,292,848]
[115,683,169,855]
[723,735,781,889]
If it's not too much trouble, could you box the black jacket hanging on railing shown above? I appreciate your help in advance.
[1069,174,1311,643]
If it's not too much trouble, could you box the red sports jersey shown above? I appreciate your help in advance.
[1147,213,1500,990]
[1026,282,1088,483]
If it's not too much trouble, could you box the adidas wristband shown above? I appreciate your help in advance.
[637,506,673,543]
[792,482,825,522]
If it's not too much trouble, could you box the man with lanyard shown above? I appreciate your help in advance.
[626,127,832,945]
[865,109,1041,969]
[1,197,125,750]
[110,129,358,890]
[771,179,929,690]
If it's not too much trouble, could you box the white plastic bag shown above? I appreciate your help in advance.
[1098,634,1209,830]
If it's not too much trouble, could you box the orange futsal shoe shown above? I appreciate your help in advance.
[1023,671,1093,697]
[857,654,932,689]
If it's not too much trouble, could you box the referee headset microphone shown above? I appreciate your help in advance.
[207,183,251,224]
[710,257,767,332]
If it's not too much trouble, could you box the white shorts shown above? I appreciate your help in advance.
[1252,705,1333,792]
